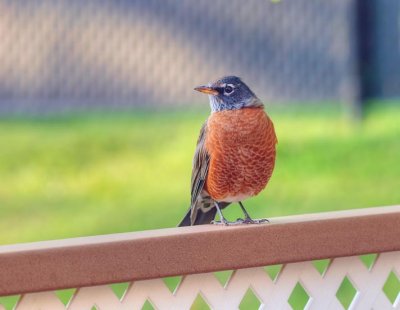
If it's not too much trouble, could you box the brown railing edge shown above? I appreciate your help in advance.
[0,205,399,296]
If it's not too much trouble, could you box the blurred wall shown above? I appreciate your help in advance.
[0,0,397,114]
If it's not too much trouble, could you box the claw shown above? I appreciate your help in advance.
[242,217,269,224]
[211,217,269,225]
[211,219,229,226]
[211,219,245,226]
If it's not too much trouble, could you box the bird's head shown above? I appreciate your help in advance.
[194,76,263,112]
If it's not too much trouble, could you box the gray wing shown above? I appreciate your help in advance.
[178,121,213,227]
[178,120,228,226]
[190,121,210,206]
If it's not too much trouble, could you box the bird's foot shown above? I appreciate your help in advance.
[235,217,270,224]
[211,219,228,226]
[211,219,243,226]
[211,217,269,225]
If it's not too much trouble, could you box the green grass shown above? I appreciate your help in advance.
[0,102,399,308]
[0,103,399,244]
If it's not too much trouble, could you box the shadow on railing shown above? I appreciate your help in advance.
[0,205,399,309]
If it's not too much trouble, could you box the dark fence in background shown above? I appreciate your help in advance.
[0,0,398,115]
[369,0,400,99]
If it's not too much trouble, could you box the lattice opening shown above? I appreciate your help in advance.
[110,282,130,300]
[264,264,283,281]
[0,295,20,310]
[359,253,377,270]
[383,270,400,305]
[163,276,182,293]
[288,282,310,310]
[190,293,211,310]
[312,259,330,275]
[55,288,76,305]
[214,270,233,286]
[336,276,357,309]
[142,300,155,310]
[239,288,261,310]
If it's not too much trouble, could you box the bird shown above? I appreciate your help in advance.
[179,76,277,226]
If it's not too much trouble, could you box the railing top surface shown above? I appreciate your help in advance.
[0,205,399,296]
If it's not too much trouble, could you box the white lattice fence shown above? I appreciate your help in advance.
[8,251,399,310]
[2,206,400,310]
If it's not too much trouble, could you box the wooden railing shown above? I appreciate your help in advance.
[1,205,399,309]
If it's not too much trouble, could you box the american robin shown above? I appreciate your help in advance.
[179,76,277,226]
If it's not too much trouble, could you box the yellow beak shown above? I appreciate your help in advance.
[194,85,219,96]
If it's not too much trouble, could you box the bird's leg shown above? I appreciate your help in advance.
[211,202,230,226]
[239,201,252,221]
[237,201,269,224]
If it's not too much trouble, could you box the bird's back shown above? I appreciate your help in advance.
[204,107,277,202]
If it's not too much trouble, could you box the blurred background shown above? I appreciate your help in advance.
[0,0,400,307]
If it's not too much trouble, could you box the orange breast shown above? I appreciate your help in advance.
[204,107,277,202]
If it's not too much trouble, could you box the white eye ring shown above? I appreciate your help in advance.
[224,84,235,95]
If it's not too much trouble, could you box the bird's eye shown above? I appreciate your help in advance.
[224,85,234,94]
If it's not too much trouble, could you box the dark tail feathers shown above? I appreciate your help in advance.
[178,208,217,226]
